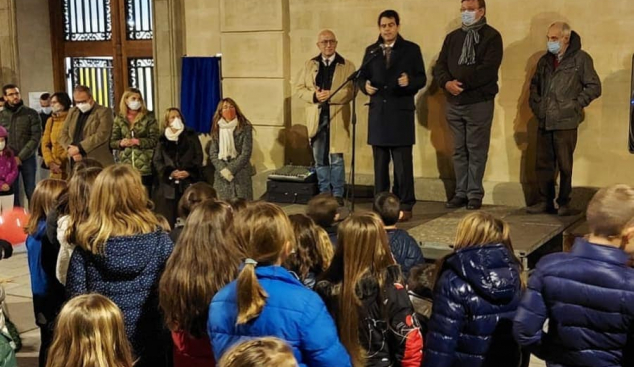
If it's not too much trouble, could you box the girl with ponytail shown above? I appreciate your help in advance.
[207,201,351,367]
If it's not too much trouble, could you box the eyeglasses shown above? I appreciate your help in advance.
[318,40,338,46]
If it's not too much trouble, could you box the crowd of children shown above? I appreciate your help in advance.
[1,140,634,367]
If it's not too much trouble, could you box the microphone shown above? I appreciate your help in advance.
[368,44,384,55]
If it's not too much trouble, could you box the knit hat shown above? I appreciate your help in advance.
[0,125,7,138]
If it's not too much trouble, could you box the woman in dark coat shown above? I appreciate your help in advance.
[423,212,524,367]
[208,98,253,201]
[152,108,203,226]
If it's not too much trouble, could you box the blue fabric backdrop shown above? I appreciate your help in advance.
[180,57,221,133]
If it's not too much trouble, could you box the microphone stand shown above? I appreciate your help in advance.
[319,48,381,211]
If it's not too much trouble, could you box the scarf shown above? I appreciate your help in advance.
[165,126,183,142]
[218,118,238,161]
[458,17,487,66]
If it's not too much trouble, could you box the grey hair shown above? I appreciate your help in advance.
[317,29,336,41]
[549,22,571,39]
[73,85,93,97]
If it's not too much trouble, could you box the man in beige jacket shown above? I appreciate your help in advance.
[58,85,115,170]
[294,30,356,206]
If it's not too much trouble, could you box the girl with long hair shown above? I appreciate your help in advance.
[315,213,424,367]
[283,214,334,289]
[218,337,298,367]
[24,178,67,367]
[110,87,158,193]
[159,199,244,367]
[208,98,253,200]
[66,164,174,367]
[423,212,524,367]
[207,201,350,367]
[153,107,203,226]
[46,294,134,367]
[55,167,102,285]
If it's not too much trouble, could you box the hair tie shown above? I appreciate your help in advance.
[244,258,258,266]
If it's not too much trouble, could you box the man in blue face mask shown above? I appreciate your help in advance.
[433,0,503,210]
[526,22,601,216]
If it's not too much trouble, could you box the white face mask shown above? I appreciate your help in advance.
[51,104,63,113]
[0,141,5,151]
[170,118,184,131]
[41,106,52,114]
[0,107,3,112]
[77,102,92,113]
[127,100,142,111]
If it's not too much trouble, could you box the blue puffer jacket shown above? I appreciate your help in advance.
[66,230,174,367]
[424,244,523,367]
[207,265,351,367]
[514,238,634,367]
[387,229,425,278]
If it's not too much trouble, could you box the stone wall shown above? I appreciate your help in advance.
[173,0,634,203]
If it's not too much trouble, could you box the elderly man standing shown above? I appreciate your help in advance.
[0,84,41,206]
[58,85,115,169]
[295,29,356,207]
[434,0,503,211]
[526,22,601,216]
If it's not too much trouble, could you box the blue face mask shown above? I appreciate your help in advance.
[547,41,561,55]
[462,11,477,26]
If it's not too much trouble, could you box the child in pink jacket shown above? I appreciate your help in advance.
[0,126,18,214]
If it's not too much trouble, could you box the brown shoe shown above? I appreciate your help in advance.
[399,210,413,222]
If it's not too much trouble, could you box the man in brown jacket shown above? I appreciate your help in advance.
[294,29,356,206]
[58,85,115,169]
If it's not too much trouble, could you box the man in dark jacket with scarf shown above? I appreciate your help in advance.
[0,84,42,206]
[358,10,426,221]
[514,184,634,367]
[434,0,503,211]
[526,22,601,216]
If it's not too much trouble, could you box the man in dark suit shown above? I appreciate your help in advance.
[358,10,426,221]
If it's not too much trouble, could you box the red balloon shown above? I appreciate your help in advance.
[0,207,30,246]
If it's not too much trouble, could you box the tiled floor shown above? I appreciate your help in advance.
[1,232,549,367]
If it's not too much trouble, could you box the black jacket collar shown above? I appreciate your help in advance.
[312,52,345,65]
[374,34,405,49]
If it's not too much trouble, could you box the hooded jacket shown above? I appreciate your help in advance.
[423,244,523,367]
[208,265,351,367]
[529,31,602,131]
[66,230,174,365]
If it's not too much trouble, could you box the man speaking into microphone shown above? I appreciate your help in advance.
[358,10,426,221]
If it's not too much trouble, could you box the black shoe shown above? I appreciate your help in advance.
[446,196,468,209]
[335,196,345,207]
[399,210,413,222]
[557,205,575,217]
[466,199,482,210]
[526,201,555,214]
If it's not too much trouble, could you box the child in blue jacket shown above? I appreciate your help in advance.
[207,201,351,367]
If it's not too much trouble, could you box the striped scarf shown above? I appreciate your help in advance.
[458,17,487,66]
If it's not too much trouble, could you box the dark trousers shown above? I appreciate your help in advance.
[536,128,578,206]
[11,155,37,207]
[372,145,415,211]
[446,100,494,200]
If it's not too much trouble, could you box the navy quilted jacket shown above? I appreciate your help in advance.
[423,243,523,367]
[66,230,174,366]
[513,238,634,367]
[387,229,425,278]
